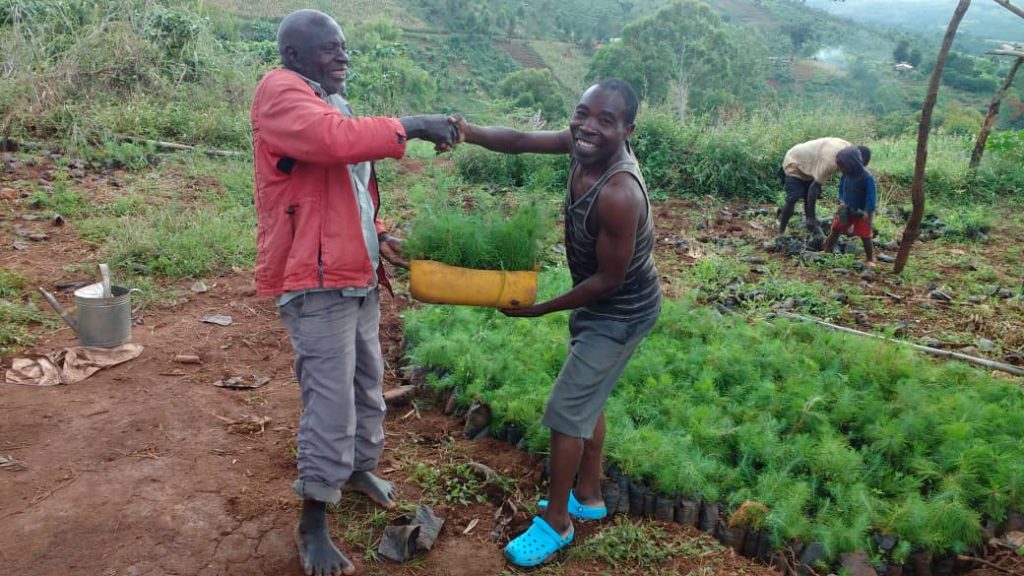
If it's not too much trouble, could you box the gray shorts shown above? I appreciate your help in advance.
[542,309,659,439]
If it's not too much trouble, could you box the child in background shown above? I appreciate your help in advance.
[823,145,877,267]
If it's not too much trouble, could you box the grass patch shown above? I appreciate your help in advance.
[571,517,721,568]
[0,271,51,355]
[73,156,255,280]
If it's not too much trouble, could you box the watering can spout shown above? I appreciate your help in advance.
[38,287,79,335]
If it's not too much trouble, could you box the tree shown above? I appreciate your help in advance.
[782,21,819,56]
[971,54,1024,169]
[893,39,910,63]
[908,48,923,67]
[497,68,567,121]
[585,0,760,122]
[894,0,972,275]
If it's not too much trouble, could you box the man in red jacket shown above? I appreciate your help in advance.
[251,9,456,576]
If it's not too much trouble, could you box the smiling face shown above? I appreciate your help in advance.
[568,85,635,167]
[281,14,349,95]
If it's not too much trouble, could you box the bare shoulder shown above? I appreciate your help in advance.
[600,171,645,208]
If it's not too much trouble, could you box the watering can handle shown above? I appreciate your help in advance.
[38,287,79,335]
[98,263,112,299]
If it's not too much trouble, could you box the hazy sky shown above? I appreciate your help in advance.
[805,0,1023,44]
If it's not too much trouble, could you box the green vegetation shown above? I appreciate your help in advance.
[587,1,764,120]
[76,155,256,279]
[405,270,1024,560]
[0,0,259,149]
[0,270,48,355]
[403,183,550,271]
[571,516,721,567]
[497,69,567,122]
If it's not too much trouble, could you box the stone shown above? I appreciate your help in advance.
[998,288,1015,299]
[877,254,895,264]
[840,550,879,576]
[191,280,209,293]
[977,338,996,352]
[921,337,944,349]
[752,266,769,275]
[832,293,849,304]
[968,295,986,304]
[761,241,776,252]
[928,290,953,302]
[801,251,824,264]
[200,314,233,326]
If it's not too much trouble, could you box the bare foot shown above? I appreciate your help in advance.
[296,500,355,576]
[344,470,396,509]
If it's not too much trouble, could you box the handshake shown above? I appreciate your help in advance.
[399,114,468,154]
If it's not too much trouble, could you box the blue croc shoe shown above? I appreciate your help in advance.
[537,490,608,520]
[504,516,574,568]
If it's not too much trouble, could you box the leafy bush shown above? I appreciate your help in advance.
[0,0,261,148]
[455,147,569,195]
[405,273,1024,560]
[497,68,567,122]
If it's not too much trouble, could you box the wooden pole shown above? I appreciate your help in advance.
[779,312,1024,378]
[970,56,1023,170]
[894,0,973,274]
[117,136,246,158]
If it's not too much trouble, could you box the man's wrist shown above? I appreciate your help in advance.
[399,116,425,140]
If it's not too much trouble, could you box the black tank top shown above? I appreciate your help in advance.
[564,150,661,320]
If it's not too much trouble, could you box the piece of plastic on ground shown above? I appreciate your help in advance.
[4,343,144,386]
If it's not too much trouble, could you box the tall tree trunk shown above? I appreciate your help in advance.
[970,57,1023,170]
[894,0,973,274]
[677,76,689,123]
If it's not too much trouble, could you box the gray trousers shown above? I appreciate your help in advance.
[278,290,386,503]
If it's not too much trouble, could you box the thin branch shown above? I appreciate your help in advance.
[993,0,1024,19]
[778,312,1024,378]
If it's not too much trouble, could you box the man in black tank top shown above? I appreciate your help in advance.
[450,79,661,567]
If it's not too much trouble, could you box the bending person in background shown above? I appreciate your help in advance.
[823,145,878,267]
[449,79,661,568]
[779,137,872,239]
[251,9,457,576]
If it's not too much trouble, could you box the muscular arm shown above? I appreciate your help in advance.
[455,117,573,155]
[504,173,643,317]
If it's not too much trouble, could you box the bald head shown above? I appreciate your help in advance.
[277,9,349,95]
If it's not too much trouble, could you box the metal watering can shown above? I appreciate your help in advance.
[38,264,140,348]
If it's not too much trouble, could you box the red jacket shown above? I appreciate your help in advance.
[250,69,407,296]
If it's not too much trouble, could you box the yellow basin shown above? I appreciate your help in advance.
[409,260,538,309]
